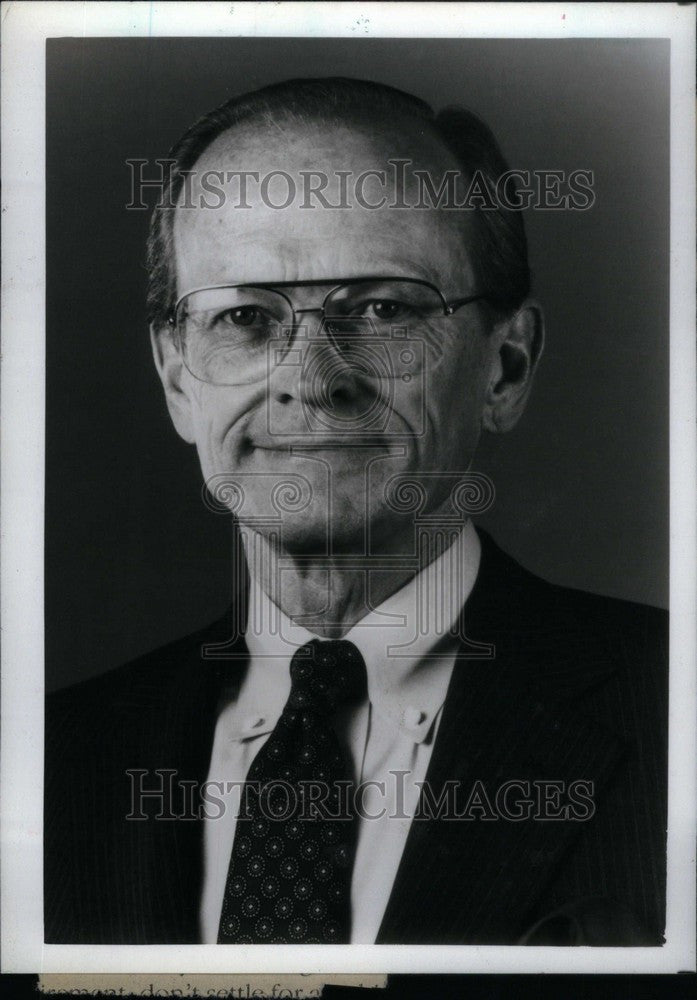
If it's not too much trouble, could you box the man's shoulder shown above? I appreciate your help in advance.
[477,526,667,639]
[474,527,668,708]
[539,563,666,645]
[46,609,236,746]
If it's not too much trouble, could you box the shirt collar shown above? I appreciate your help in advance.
[227,520,481,745]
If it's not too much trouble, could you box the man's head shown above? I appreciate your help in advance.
[149,78,543,553]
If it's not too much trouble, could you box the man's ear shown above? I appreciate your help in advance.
[481,300,545,433]
[150,324,196,444]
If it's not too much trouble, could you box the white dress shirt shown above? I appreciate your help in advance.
[200,520,481,943]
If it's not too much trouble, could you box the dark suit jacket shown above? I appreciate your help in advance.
[44,530,668,945]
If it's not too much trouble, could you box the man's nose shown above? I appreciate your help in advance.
[270,310,362,411]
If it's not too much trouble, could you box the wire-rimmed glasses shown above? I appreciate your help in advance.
[169,276,488,387]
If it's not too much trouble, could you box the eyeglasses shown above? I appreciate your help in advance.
[169,276,488,387]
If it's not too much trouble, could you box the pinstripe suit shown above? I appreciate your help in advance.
[44,530,668,944]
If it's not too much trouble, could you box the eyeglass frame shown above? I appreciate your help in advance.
[167,276,491,332]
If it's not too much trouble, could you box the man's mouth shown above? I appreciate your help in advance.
[248,435,391,451]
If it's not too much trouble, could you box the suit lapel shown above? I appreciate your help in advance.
[112,596,250,942]
[377,530,628,944]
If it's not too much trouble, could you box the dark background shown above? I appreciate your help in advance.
[46,37,669,691]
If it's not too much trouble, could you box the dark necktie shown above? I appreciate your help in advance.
[217,638,367,944]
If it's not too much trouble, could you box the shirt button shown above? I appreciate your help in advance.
[402,707,426,729]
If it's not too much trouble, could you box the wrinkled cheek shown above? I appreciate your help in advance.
[187,409,235,492]
[190,418,220,483]
[188,382,256,475]
[420,358,486,470]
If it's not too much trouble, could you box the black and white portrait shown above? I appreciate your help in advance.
[2,3,694,976]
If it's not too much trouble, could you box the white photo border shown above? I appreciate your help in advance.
[1,0,695,975]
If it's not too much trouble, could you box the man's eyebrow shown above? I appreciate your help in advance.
[377,260,438,282]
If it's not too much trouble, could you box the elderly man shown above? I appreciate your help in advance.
[45,77,667,947]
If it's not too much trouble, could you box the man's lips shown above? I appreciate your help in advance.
[247,435,389,451]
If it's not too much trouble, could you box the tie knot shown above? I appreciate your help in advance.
[288,639,367,713]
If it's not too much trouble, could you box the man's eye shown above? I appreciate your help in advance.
[220,306,263,328]
[369,299,406,320]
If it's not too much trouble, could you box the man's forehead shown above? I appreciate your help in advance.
[178,229,450,287]
[173,115,475,290]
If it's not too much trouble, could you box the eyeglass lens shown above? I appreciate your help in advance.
[174,279,450,386]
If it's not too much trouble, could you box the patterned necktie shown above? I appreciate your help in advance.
[218,638,367,944]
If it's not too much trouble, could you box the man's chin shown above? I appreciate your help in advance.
[238,516,355,556]
[227,445,386,499]
[205,442,414,549]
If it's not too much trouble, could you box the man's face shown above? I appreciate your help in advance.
[166,117,499,554]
